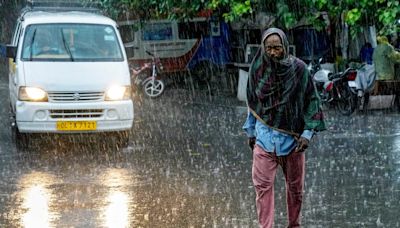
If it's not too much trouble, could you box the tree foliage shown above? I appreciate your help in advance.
[92,0,399,35]
[0,0,23,42]
[313,0,399,35]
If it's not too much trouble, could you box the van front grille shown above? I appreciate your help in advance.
[48,92,104,102]
[49,109,104,119]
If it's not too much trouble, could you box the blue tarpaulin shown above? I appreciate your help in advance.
[290,27,331,62]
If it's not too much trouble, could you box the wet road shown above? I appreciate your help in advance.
[0,78,400,227]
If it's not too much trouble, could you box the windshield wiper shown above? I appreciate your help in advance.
[29,29,36,61]
[60,29,74,61]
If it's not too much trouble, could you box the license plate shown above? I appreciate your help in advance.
[348,81,357,87]
[56,121,97,131]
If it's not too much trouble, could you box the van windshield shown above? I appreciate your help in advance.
[21,23,123,61]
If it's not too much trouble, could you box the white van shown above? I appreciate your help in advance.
[4,4,133,145]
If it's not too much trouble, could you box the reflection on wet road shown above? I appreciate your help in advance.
[6,165,137,227]
[0,86,399,227]
[19,172,56,227]
[101,169,131,228]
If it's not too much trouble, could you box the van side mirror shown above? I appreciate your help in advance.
[1,44,16,59]
[6,45,17,59]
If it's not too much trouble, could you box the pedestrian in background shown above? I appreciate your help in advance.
[373,35,400,82]
[243,27,326,228]
[372,35,400,108]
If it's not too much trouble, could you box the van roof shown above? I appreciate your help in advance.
[21,11,116,26]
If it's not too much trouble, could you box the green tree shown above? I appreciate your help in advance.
[0,0,23,42]
[91,0,399,35]
[312,0,399,36]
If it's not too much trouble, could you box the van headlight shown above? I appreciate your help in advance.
[105,86,131,101]
[19,86,48,102]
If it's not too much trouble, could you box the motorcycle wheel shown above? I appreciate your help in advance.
[143,79,165,98]
[336,84,357,116]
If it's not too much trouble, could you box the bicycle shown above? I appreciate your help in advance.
[131,50,165,98]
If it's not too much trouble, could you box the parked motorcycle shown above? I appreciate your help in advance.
[310,60,358,115]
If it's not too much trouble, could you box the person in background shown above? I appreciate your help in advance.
[243,27,326,228]
[360,42,374,65]
[372,35,400,97]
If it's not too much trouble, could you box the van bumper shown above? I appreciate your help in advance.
[15,100,134,133]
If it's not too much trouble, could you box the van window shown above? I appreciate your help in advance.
[21,24,123,61]
[178,21,210,39]
[142,23,172,41]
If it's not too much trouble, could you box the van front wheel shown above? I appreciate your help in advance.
[12,126,30,151]
[9,103,29,151]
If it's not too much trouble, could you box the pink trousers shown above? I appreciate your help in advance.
[252,145,305,228]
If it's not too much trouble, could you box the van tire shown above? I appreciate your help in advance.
[9,103,28,151]
[12,125,30,151]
